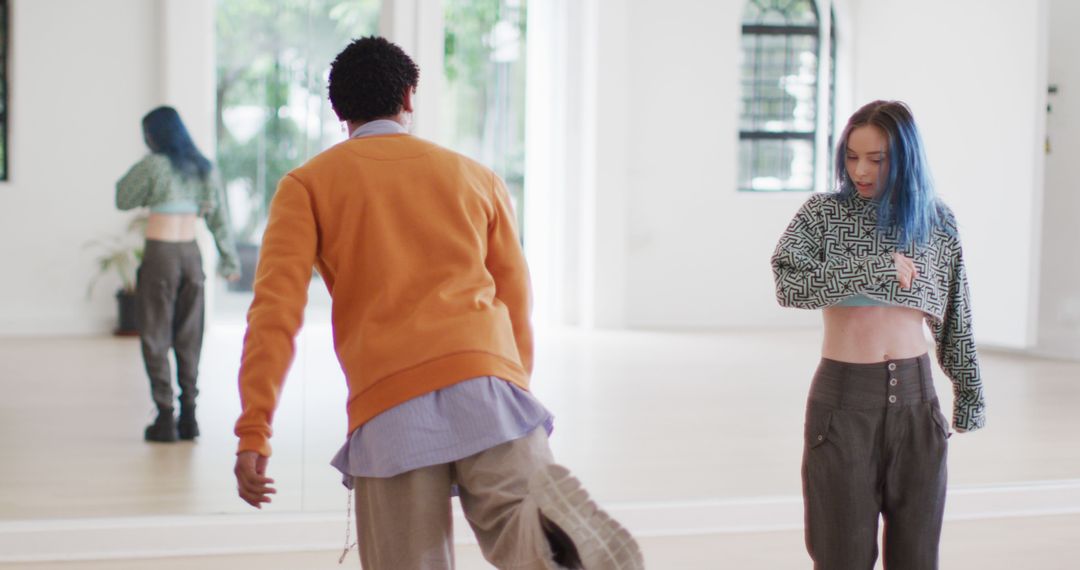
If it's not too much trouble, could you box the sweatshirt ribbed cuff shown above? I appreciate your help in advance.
[236,433,272,457]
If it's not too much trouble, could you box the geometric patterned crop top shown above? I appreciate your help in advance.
[771,192,986,432]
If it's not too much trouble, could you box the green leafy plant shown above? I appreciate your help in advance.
[85,214,147,297]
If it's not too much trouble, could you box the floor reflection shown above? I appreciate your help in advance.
[2,324,1078,520]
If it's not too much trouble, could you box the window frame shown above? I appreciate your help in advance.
[738,0,834,193]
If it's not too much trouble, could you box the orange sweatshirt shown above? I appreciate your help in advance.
[234,134,532,457]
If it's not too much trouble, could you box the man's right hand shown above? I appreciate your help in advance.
[235,450,276,509]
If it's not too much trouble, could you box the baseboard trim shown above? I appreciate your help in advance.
[2,479,1078,563]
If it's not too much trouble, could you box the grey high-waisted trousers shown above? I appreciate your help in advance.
[136,240,205,413]
[802,354,950,570]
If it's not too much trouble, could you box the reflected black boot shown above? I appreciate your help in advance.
[145,409,178,443]
[178,405,199,441]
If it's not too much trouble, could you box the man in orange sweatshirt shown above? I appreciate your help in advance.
[232,36,642,570]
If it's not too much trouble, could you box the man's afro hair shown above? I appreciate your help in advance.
[328,36,420,122]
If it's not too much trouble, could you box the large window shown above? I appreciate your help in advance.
[443,0,528,234]
[216,0,528,288]
[738,0,833,192]
[215,0,380,289]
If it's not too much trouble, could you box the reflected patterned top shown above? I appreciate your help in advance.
[116,154,240,276]
[771,192,986,432]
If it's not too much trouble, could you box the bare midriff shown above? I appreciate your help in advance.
[145,213,198,242]
[822,305,930,363]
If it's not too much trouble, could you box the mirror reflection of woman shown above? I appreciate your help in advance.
[772,100,986,569]
[116,106,240,443]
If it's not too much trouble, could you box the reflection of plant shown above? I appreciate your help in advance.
[85,214,147,296]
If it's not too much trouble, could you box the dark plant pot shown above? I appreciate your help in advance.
[228,242,260,293]
[116,289,139,336]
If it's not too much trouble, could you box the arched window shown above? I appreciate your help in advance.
[739,0,834,192]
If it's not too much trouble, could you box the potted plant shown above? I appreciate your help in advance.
[86,214,146,336]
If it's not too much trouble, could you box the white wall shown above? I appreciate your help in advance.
[848,0,1048,348]
[0,1,161,335]
[529,0,821,330]
[1037,0,1080,357]
[0,0,215,336]
[553,0,1050,348]
[536,0,839,330]
[618,0,818,329]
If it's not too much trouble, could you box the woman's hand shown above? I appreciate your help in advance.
[235,451,276,508]
[892,252,919,289]
[225,273,241,283]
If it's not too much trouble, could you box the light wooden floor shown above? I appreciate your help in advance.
[2,326,1079,519]
[1,324,1079,565]
[6,514,1079,569]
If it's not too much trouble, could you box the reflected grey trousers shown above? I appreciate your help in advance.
[136,240,205,413]
[802,354,950,570]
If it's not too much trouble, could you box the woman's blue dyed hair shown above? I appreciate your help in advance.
[833,100,948,246]
[141,106,212,180]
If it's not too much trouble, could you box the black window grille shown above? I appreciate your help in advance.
[739,0,827,192]
[1,0,8,181]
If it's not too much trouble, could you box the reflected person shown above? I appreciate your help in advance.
[771,100,986,569]
[116,106,240,442]
[231,37,642,570]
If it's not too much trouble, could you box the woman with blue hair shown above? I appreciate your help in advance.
[116,106,239,443]
[772,100,986,569]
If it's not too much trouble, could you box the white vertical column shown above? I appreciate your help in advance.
[524,0,627,329]
[380,0,445,143]
[586,0,629,328]
[159,0,216,152]
[523,0,565,326]
[1037,0,1080,357]
[814,2,833,193]
[1026,0,1050,347]
[831,0,854,132]
[159,0,220,313]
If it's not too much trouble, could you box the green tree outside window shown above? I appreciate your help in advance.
[444,0,528,235]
